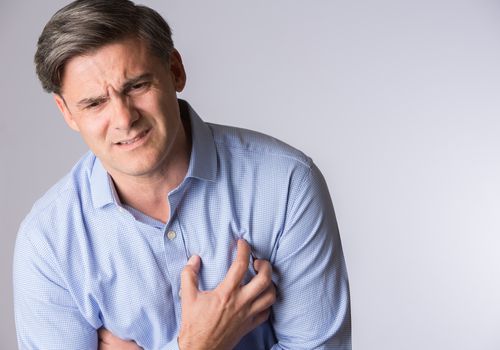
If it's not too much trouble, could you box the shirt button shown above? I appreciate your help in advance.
[167,230,177,240]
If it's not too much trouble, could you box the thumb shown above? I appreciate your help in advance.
[180,255,201,302]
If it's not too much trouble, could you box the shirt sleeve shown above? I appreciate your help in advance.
[13,227,99,350]
[270,163,351,350]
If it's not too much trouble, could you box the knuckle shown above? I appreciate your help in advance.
[215,287,231,304]
[260,290,276,307]
[259,272,272,285]
[256,277,270,291]
[254,309,271,326]
[257,259,271,268]
[266,284,277,299]
[261,259,271,267]
[256,261,272,277]
[259,285,276,307]
[269,290,277,304]
[98,328,110,339]
[253,259,263,269]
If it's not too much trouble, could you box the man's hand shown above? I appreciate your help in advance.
[98,328,142,350]
[178,239,276,350]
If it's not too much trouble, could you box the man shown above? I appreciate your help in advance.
[13,0,351,349]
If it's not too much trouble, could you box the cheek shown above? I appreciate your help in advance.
[134,95,162,116]
[78,117,110,147]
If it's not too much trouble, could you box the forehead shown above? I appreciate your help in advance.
[60,37,164,96]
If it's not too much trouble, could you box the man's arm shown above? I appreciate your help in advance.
[98,328,143,350]
[96,163,350,349]
[269,162,351,349]
[178,239,275,349]
[13,228,99,349]
[15,231,274,350]
[97,239,275,350]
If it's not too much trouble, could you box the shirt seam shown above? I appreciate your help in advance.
[20,184,75,232]
[270,164,313,265]
[282,165,313,234]
[213,138,313,169]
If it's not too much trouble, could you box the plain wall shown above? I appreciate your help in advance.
[1,1,500,349]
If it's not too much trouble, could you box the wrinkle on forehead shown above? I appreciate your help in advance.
[60,37,152,102]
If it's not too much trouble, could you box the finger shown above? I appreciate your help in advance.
[180,255,201,303]
[221,239,251,290]
[243,308,272,335]
[98,328,112,344]
[241,259,272,299]
[98,342,110,350]
[253,258,272,276]
[98,328,142,349]
[249,283,276,315]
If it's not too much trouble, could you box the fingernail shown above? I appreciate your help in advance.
[187,255,199,265]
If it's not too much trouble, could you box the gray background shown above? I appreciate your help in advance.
[1,0,500,349]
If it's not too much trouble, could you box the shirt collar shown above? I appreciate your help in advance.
[181,99,218,182]
[90,156,117,208]
[90,99,217,209]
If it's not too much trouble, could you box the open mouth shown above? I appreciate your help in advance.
[115,128,151,147]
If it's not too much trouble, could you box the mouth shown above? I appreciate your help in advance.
[114,128,151,148]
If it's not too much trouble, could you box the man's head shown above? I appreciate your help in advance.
[35,0,189,182]
[35,0,174,95]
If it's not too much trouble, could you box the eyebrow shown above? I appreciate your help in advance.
[121,73,153,94]
[76,95,108,109]
[76,73,154,109]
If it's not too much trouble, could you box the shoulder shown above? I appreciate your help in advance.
[207,122,313,170]
[18,151,96,239]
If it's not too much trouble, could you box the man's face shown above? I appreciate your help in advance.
[55,37,187,180]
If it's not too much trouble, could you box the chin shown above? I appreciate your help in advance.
[103,148,167,178]
[121,164,160,177]
[104,158,157,177]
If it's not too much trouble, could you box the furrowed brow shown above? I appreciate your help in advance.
[76,95,108,109]
[121,73,154,94]
[75,73,153,108]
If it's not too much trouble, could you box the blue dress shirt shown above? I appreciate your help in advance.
[14,100,351,349]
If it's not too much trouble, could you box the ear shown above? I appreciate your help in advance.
[53,94,80,132]
[169,49,187,92]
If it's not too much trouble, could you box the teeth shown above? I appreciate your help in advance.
[118,131,146,145]
[121,137,137,145]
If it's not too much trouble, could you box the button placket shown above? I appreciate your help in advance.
[167,230,177,240]
[163,220,187,320]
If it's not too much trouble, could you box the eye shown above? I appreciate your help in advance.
[87,101,102,109]
[128,81,151,94]
[132,82,147,89]
[83,100,103,110]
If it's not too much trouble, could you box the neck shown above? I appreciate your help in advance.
[108,117,191,223]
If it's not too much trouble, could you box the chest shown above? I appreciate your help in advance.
[63,202,279,348]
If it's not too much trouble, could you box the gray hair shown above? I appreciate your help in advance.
[35,0,174,94]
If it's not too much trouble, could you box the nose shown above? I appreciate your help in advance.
[110,93,139,130]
